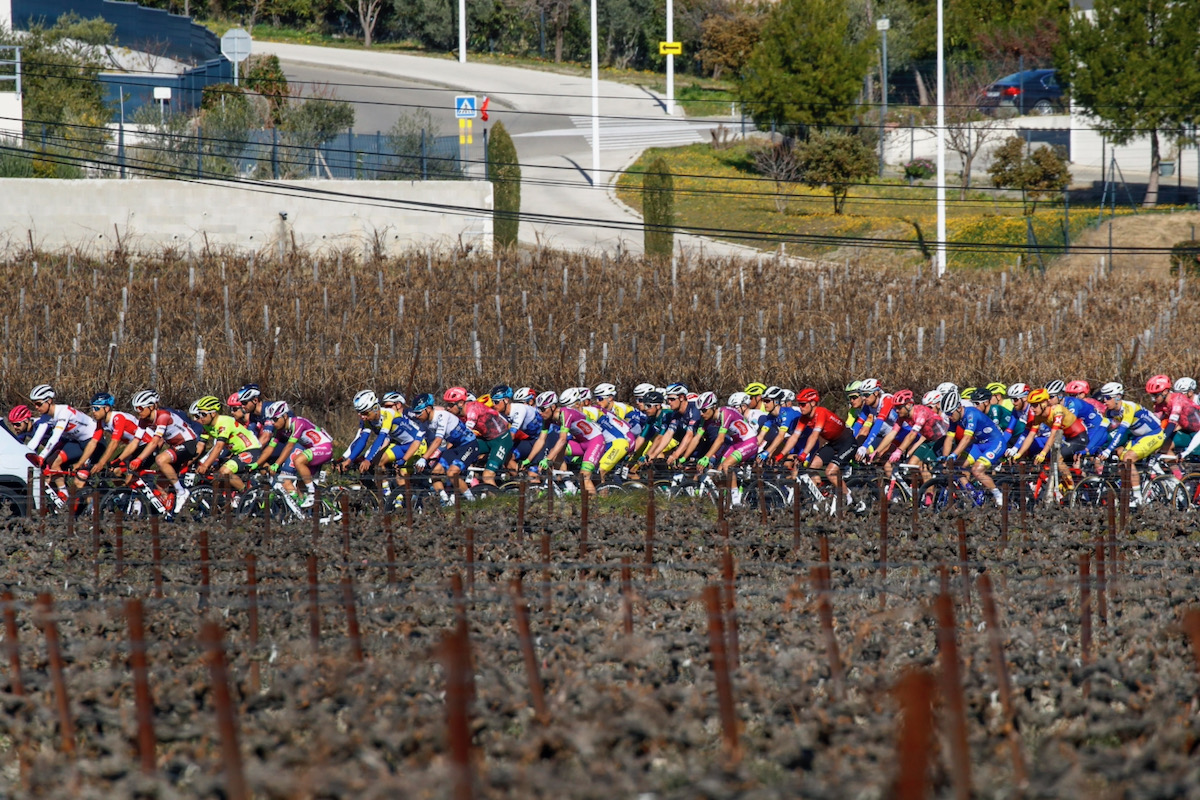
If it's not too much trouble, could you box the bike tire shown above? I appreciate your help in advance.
[1172,472,1200,511]
[1068,476,1113,508]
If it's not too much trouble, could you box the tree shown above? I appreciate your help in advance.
[386,108,458,179]
[642,156,674,258]
[698,2,763,80]
[751,139,801,213]
[282,86,355,149]
[340,0,386,46]
[737,0,874,131]
[987,135,1071,215]
[1065,0,1200,208]
[488,122,521,249]
[926,64,1004,200]
[794,131,875,214]
[244,54,290,127]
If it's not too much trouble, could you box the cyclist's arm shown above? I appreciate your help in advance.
[198,439,227,472]
[701,428,727,461]
[37,420,68,459]
[73,436,102,470]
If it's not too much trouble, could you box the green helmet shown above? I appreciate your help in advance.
[189,395,221,416]
[844,380,864,394]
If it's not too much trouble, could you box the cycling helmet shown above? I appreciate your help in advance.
[89,392,115,409]
[859,378,881,394]
[633,383,656,399]
[844,380,864,394]
[892,389,913,405]
[728,391,749,407]
[744,382,767,397]
[936,382,958,396]
[352,390,379,412]
[1028,388,1050,405]
[593,382,617,399]
[514,387,536,403]
[237,386,261,403]
[29,384,54,403]
[1174,377,1197,394]
[644,391,665,406]
[1145,375,1172,395]
[477,394,493,407]
[780,389,795,403]
[971,389,992,404]
[535,390,559,410]
[696,391,718,411]
[265,400,290,419]
[577,387,594,403]
[961,387,977,401]
[226,392,243,408]
[490,385,514,401]
[1065,380,1091,395]
[1099,381,1124,399]
[665,383,688,398]
[466,393,477,402]
[131,390,159,409]
[7,405,31,424]
[443,387,469,404]
[763,386,786,402]
[190,395,221,415]
[921,390,943,407]
[560,387,585,406]
[411,393,435,413]
[1006,383,1030,400]
[986,382,1007,395]
[797,388,820,404]
[1045,379,1066,397]
[382,391,405,406]
[940,391,962,415]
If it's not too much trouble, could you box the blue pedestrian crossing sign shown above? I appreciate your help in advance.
[454,95,478,119]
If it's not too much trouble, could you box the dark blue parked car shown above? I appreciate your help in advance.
[977,69,1064,115]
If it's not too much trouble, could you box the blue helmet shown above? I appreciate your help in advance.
[89,392,115,409]
[410,393,435,414]
[490,384,514,401]
[237,385,262,403]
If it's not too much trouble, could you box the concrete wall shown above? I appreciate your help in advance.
[1070,114,1197,179]
[0,92,20,138]
[0,178,493,256]
[0,0,9,31]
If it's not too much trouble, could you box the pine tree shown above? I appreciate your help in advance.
[642,156,675,259]
[488,122,521,250]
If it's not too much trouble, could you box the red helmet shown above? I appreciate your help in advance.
[892,389,914,405]
[1145,374,1172,394]
[225,392,243,408]
[7,405,31,424]
[1065,380,1090,395]
[443,387,469,404]
[797,388,820,404]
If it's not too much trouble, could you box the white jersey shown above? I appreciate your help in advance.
[506,402,542,438]
[28,404,97,458]
[744,408,768,429]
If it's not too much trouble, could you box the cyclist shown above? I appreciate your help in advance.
[444,386,511,488]
[987,382,1013,412]
[25,385,98,501]
[881,389,949,488]
[1146,375,1200,458]
[340,390,402,472]
[189,395,262,503]
[942,390,1006,507]
[1174,377,1198,404]
[539,387,609,496]
[632,390,670,463]
[259,401,335,507]
[646,384,703,465]
[491,385,545,470]
[236,385,269,438]
[514,387,538,405]
[794,388,860,513]
[1065,380,1106,416]
[758,386,803,463]
[696,392,757,506]
[572,387,633,482]
[1010,388,1090,479]
[120,389,203,514]
[743,382,767,417]
[1054,380,1108,457]
[381,391,406,412]
[1095,382,1165,506]
[853,378,900,461]
[408,391,479,505]
[1000,383,1033,459]
[82,392,152,477]
[5,405,34,444]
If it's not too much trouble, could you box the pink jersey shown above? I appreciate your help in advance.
[269,415,333,448]
[460,401,508,440]
[717,407,756,442]
[907,404,949,441]
[1154,392,1200,433]
[559,407,604,442]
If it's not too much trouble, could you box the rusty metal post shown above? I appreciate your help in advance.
[115,508,125,579]
[465,527,475,595]
[36,594,76,757]
[439,626,474,800]
[892,669,936,800]
[516,477,526,542]
[644,477,655,578]
[702,584,741,764]
[812,566,843,696]
[340,493,351,561]
[509,577,548,723]
[579,488,589,559]
[977,574,1027,785]
[956,518,970,612]
[879,482,888,607]
[386,533,397,588]
[125,598,156,775]
[1095,534,1107,629]
[934,592,972,800]
[200,621,249,800]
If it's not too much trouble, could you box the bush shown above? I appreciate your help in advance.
[643,156,675,258]
[1170,240,1200,277]
[904,158,935,180]
[793,131,875,214]
[488,122,520,250]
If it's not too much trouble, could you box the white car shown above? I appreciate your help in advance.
[0,428,35,516]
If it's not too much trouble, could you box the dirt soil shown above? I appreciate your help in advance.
[1055,211,1200,278]
[1,501,1199,798]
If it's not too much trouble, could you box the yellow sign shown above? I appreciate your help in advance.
[659,41,682,55]
[458,118,473,145]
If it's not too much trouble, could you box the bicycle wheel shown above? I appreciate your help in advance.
[917,477,965,513]
[1068,476,1113,508]
[741,480,789,514]
[1171,472,1200,511]
[183,486,217,521]
[1142,475,1181,508]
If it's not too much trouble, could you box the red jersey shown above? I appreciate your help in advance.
[460,401,508,440]
[798,406,847,442]
[93,410,150,445]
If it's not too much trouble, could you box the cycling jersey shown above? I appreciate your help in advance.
[28,404,98,459]
[1154,392,1200,434]
[266,416,334,451]
[907,405,949,442]
[1022,404,1086,440]
[663,402,702,439]
[1103,400,1163,455]
[506,402,543,440]
[200,415,260,454]
[343,407,405,462]
[427,407,476,448]
[951,406,1006,465]
[709,407,756,443]
[987,403,1012,432]
[138,409,198,447]
[774,406,804,439]
[460,400,508,440]
[592,410,634,443]
[856,393,899,450]
[93,411,150,445]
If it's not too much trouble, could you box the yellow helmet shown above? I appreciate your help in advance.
[189,395,221,415]
[986,382,1007,395]
[961,387,977,401]
[1028,388,1050,404]
[478,394,493,407]
[744,382,767,397]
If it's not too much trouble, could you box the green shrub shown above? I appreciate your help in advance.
[643,156,674,258]
[488,122,520,250]
[1170,240,1200,276]
[0,145,35,177]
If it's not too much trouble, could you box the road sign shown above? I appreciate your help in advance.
[455,95,478,119]
[659,41,682,56]
[220,28,253,63]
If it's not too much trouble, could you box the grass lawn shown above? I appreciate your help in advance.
[617,142,1146,269]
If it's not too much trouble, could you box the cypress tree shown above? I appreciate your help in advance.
[488,122,521,250]
[643,156,674,258]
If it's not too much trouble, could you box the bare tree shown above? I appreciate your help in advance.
[339,0,385,47]
[925,66,1004,200]
[752,139,802,213]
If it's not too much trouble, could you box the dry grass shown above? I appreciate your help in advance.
[1057,211,1200,278]
[0,246,1190,440]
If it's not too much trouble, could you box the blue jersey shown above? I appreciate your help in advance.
[1063,397,1104,432]
[665,402,702,438]
[955,406,1004,450]
[775,407,804,438]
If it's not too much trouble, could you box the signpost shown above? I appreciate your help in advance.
[455,96,478,174]
[153,86,171,124]
[220,28,252,87]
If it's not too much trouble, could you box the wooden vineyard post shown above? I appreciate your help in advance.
[977,574,1026,785]
[66,484,74,539]
[200,621,249,800]
[307,555,320,654]
[2,591,23,696]
[702,585,741,765]
[509,577,549,724]
[792,476,801,552]
[342,576,365,663]
[312,486,321,551]
[891,669,935,800]
[92,490,101,586]
[1119,462,1130,536]
[125,598,157,775]
[1018,463,1028,533]
[934,593,971,800]
[115,508,124,579]
[757,464,767,526]
[1183,609,1200,678]
[36,594,76,757]
[246,554,260,693]
[438,626,474,800]
[722,546,740,669]
[811,566,843,697]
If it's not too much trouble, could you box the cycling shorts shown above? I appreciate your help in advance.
[598,438,630,474]
[721,438,759,464]
[579,436,606,472]
[165,438,201,466]
[1128,432,1165,461]
[479,432,513,473]
[1172,430,1194,450]
[294,441,333,468]
[221,449,260,475]
[913,442,939,463]
[440,440,481,471]
[814,431,857,468]
[967,439,1004,467]
[1058,434,1087,461]
[46,441,85,467]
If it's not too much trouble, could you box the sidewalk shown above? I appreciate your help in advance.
[256,42,761,258]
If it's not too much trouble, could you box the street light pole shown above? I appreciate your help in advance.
[876,16,889,178]
[591,0,601,188]
[459,0,467,63]
[666,0,674,115]
[935,0,947,276]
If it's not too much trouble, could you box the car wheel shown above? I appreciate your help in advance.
[0,488,23,518]
[1032,99,1055,115]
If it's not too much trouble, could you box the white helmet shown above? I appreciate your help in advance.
[728,391,749,407]
[1099,381,1124,398]
[782,389,796,403]
[560,387,585,406]
[514,387,536,403]
[1174,377,1197,394]
[1006,383,1030,400]
[921,389,943,407]
[763,386,786,402]
[593,382,617,399]
[353,390,379,412]
[535,390,558,410]
[859,378,881,394]
[576,387,593,403]
[696,391,718,411]
[633,383,655,399]
[131,390,159,409]
[936,382,958,396]
[941,391,962,415]
[29,384,55,402]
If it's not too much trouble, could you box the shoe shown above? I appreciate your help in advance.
[231,495,241,511]
[301,493,315,509]
[173,488,191,514]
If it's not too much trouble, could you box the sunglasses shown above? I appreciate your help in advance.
[846,394,861,401]
[91,406,108,412]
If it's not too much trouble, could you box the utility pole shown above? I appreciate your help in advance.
[876,17,889,178]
